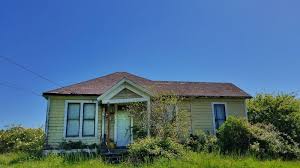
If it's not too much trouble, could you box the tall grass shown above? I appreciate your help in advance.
[0,152,299,168]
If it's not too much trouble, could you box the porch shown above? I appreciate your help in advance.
[98,78,152,148]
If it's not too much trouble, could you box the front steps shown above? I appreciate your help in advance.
[100,148,129,164]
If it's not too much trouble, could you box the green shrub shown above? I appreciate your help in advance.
[247,93,300,144]
[128,137,184,163]
[217,117,252,154]
[187,130,218,153]
[0,126,45,155]
[250,123,300,160]
[217,116,300,160]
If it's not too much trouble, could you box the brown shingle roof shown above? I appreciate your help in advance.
[43,72,251,98]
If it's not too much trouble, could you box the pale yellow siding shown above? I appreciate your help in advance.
[181,98,247,134]
[47,96,102,147]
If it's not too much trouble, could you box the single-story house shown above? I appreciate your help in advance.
[43,72,251,148]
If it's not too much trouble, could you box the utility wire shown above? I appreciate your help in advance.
[0,81,42,97]
[0,55,64,88]
[0,55,76,95]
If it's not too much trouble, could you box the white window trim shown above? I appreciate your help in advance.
[64,100,98,139]
[211,102,228,134]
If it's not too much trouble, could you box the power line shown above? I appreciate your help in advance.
[0,81,42,97]
[0,55,77,95]
[0,55,64,88]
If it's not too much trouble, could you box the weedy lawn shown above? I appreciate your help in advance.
[0,152,299,168]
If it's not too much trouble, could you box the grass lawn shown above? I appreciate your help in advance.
[0,152,299,168]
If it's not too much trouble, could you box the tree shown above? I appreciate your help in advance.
[126,93,189,141]
[247,93,300,144]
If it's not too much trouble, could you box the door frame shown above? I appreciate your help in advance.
[114,104,133,146]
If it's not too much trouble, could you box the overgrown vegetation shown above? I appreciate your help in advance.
[125,92,300,163]
[126,93,189,163]
[128,137,184,164]
[126,93,189,140]
[0,126,45,155]
[1,152,300,168]
[247,93,300,159]
[217,117,300,160]
[186,130,218,153]
[247,93,300,144]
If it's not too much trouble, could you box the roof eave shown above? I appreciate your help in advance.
[42,93,101,97]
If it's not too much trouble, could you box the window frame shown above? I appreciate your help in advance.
[66,103,81,137]
[82,103,96,137]
[211,102,228,134]
[64,100,98,139]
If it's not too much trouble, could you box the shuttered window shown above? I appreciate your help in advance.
[214,104,226,130]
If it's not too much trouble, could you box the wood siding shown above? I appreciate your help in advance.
[180,98,247,134]
[47,96,102,147]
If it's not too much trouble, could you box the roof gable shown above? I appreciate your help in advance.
[112,88,142,99]
[97,78,151,104]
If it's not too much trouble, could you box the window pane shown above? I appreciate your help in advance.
[214,104,226,129]
[83,103,95,119]
[68,103,80,119]
[67,120,79,137]
[83,120,95,136]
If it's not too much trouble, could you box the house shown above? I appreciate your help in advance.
[43,72,251,148]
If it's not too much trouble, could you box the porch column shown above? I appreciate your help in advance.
[147,100,151,137]
[107,103,110,144]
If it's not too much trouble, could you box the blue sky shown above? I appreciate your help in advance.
[0,0,299,128]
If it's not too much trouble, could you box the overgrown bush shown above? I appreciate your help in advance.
[250,123,300,160]
[247,93,300,144]
[0,126,45,155]
[217,117,252,154]
[217,116,300,160]
[186,130,218,153]
[128,137,185,163]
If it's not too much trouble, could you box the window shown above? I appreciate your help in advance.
[66,103,80,137]
[65,101,97,138]
[83,103,96,137]
[213,103,226,130]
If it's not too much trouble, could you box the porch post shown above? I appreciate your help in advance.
[107,103,110,144]
[147,100,151,137]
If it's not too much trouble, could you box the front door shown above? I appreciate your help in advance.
[116,110,131,147]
